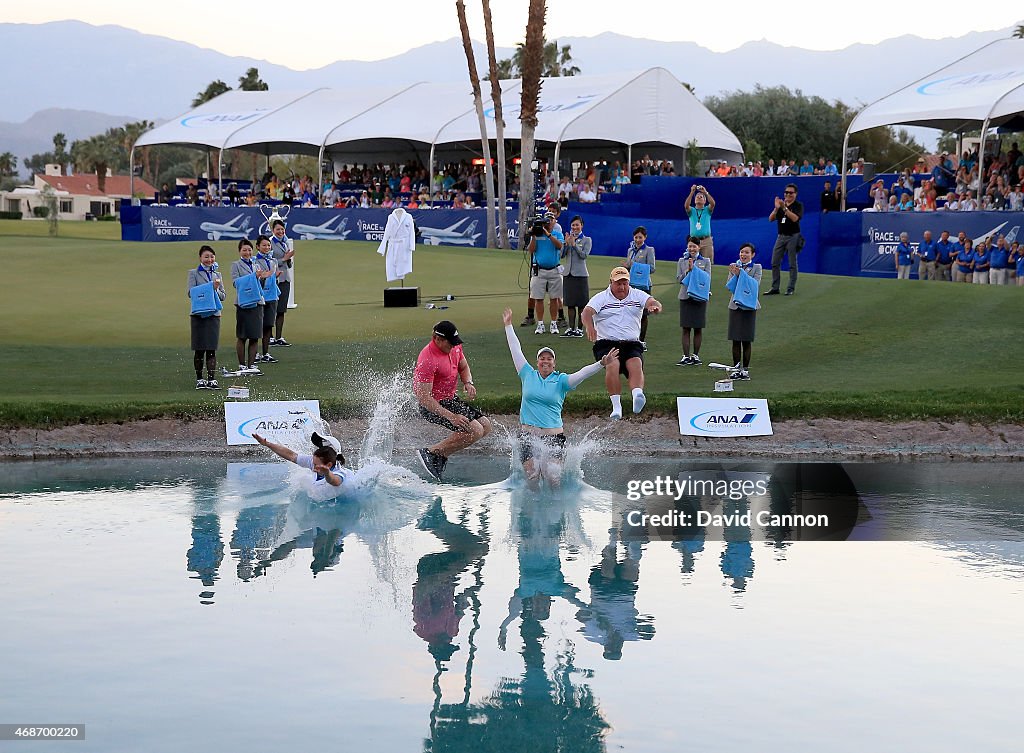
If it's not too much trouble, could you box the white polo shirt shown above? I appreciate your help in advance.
[586,286,650,342]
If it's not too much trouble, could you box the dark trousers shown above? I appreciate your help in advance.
[771,234,802,292]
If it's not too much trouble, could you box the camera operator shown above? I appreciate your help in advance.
[525,211,565,335]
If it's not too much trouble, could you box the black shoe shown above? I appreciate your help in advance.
[765,289,781,296]
[417,448,444,482]
[519,316,536,327]
[785,290,795,296]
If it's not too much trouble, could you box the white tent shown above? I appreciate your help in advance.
[132,68,742,195]
[841,37,1024,192]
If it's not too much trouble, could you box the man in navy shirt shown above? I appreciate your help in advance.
[915,230,937,281]
[895,232,914,279]
[935,230,955,281]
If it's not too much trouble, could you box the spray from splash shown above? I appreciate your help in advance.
[360,372,414,464]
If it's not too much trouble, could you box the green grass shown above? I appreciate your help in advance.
[3,220,1022,427]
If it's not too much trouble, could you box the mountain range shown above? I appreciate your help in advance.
[1,20,1019,165]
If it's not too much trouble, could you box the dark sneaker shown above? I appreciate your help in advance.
[785,290,795,296]
[268,337,278,346]
[729,369,743,380]
[520,316,536,327]
[206,379,220,389]
[196,379,208,390]
[676,356,691,366]
[572,328,585,338]
[262,354,278,363]
[275,338,291,347]
[690,354,702,366]
[765,289,781,296]
[559,328,573,337]
[417,448,444,482]
[737,369,751,380]
[640,341,648,352]
[557,316,568,327]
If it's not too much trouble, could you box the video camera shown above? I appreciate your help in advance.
[531,216,548,237]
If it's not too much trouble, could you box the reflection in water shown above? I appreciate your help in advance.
[3,456,1024,752]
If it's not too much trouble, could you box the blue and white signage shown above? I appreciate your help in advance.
[224,399,322,446]
[677,397,773,438]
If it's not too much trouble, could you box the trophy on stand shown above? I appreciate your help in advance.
[259,204,296,309]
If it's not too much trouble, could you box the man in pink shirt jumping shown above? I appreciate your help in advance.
[414,320,492,481]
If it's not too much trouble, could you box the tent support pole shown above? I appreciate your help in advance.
[627,145,632,176]
[978,117,991,193]
[317,145,325,206]
[129,148,135,199]
[218,148,224,203]
[428,143,436,208]
[553,141,561,183]
[956,131,963,165]
[840,130,851,211]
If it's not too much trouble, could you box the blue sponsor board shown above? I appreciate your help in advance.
[858,211,1020,276]
[132,206,511,247]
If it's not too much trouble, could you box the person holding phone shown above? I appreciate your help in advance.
[683,184,716,264]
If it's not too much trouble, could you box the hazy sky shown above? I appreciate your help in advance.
[6,2,1022,70]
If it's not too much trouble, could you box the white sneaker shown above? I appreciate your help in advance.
[549,322,559,335]
[609,408,622,420]
[534,322,546,334]
[632,390,647,414]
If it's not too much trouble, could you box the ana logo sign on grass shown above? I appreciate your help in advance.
[677,397,773,437]
[224,400,322,446]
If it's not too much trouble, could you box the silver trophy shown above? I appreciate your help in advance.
[259,203,290,229]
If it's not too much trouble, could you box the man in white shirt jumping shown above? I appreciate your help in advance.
[582,266,663,419]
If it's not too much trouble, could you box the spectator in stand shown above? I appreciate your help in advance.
[814,157,827,175]
[971,240,990,285]
[382,191,395,209]
[799,160,814,176]
[715,160,731,177]
[358,190,371,208]
[752,161,764,177]
[557,191,570,209]
[765,159,777,176]
[894,233,914,279]
[989,236,1010,285]
[944,192,960,211]
[935,230,956,281]
[932,151,955,194]
[887,195,899,212]
[185,183,199,205]
[915,230,937,280]
[578,183,598,203]
[766,183,804,296]
[868,180,888,212]
[1009,185,1024,212]
[741,162,754,177]
[776,161,790,177]
[896,192,914,212]
[954,237,974,283]
[849,158,865,175]
[960,191,978,211]
[684,183,716,264]
[824,159,838,176]
[158,182,173,204]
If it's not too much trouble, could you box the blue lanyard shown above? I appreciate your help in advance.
[242,258,254,274]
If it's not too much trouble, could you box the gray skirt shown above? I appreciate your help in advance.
[727,307,756,342]
[261,299,277,329]
[235,304,263,340]
[679,297,707,329]
[190,314,221,351]
[562,275,590,308]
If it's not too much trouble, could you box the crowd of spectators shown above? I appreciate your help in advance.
[862,143,1024,213]
[704,156,841,178]
[895,228,1023,286]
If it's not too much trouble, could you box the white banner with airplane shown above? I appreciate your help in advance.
[677,397,773,437]
[224,400,323,446]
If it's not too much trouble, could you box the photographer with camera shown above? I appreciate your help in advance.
[683,183,716,265]
[525,211,565,335]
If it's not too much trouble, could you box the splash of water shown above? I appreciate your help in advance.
[360,371,416,464]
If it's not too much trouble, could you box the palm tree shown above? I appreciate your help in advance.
[71,134,115,194]
[1013,24,1024,38]
[237,67,269,91]
[0,152,17,177]
[516,0,547,247]
[455,0,496,248]
[482,0,507,248]
[122,120,154,183]
[498,38,579,78]
[53,133,68,175]
[192,80,232,107]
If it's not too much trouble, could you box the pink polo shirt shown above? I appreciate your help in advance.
[414,340,464,401]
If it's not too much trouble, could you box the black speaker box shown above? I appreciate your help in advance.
[384,287,419,307]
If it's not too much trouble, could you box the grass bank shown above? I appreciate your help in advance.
[2,221,1021,427]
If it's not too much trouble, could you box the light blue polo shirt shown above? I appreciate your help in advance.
[687,206,712,238]
[518,364,573,429]
[532,229,564,269]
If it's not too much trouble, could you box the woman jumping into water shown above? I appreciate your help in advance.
[502,307,617,488]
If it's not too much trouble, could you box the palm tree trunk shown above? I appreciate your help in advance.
[482,0,507,249]
[517,0,547,250]
[455,0,496,249]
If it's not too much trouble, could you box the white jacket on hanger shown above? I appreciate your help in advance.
[377,207,416,281]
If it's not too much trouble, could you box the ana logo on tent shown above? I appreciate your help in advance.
[181,110,270,128]
[689,409,758,433]
[917,69,1024,96]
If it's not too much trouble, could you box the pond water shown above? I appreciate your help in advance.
[1,453,1022,752]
